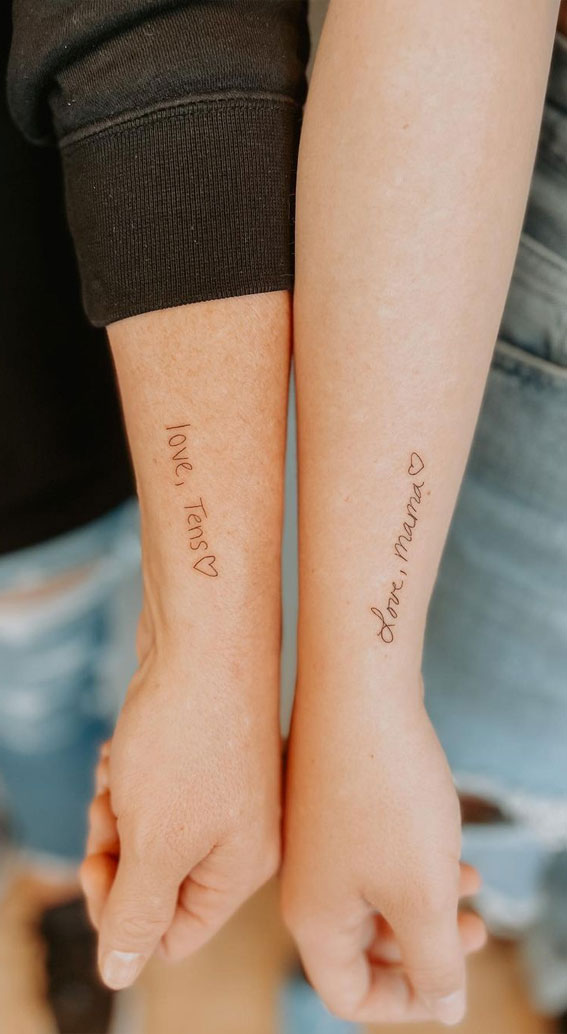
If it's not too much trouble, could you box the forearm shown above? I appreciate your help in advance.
[86,295,290,984]
[108,293,290,688]
[294,0,558,696]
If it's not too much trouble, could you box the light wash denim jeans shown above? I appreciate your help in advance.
[423,32,567,1013]
[0,501,140,862]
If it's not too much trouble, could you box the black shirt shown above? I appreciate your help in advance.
[1,1,309,554]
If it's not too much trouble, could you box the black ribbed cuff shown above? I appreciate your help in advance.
[59,97,301,326]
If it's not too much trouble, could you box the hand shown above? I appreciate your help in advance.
[281,678,486,1026]
[81,605,281,990]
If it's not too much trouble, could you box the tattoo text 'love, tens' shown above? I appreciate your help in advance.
[165,424,218,577]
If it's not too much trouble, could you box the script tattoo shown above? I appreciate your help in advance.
[370,452,426,643]
[165,424,219,577]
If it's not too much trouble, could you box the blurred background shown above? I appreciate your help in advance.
[1,1,566,1032]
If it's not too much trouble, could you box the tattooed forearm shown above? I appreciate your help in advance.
[370,452,426,643]
[165,424,219,577]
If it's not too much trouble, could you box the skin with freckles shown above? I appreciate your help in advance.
[81,293,291,989]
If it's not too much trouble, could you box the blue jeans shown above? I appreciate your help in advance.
[0,501,140,862]
[422,32,567,1012]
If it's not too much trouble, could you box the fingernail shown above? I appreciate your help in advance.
[425,990,466,1026]
[101,950,144,989]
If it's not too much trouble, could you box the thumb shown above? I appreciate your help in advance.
[395,904,467,1027]
[97,839,181,989]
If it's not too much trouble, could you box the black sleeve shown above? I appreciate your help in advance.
[7,0,310,327]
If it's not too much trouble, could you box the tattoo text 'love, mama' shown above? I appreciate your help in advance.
[165,424,218,577]
[370,452,426,643]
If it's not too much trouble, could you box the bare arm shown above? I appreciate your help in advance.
[283,1,558,1025]
[83,293,290,988]
[295,0,557,669]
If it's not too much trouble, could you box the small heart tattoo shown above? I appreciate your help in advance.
[193,555,219,577]
[408,452,424,477]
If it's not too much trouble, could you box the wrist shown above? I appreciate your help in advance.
[137,550,282,695]
[295,627,425,718]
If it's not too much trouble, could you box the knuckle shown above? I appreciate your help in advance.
[113,909,167,944]
[121,817,171,870]
[409,876,453,920]
[412,964,462,998]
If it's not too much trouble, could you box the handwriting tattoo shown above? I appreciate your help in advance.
[370,452,426,643]
[165,424,219,577]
